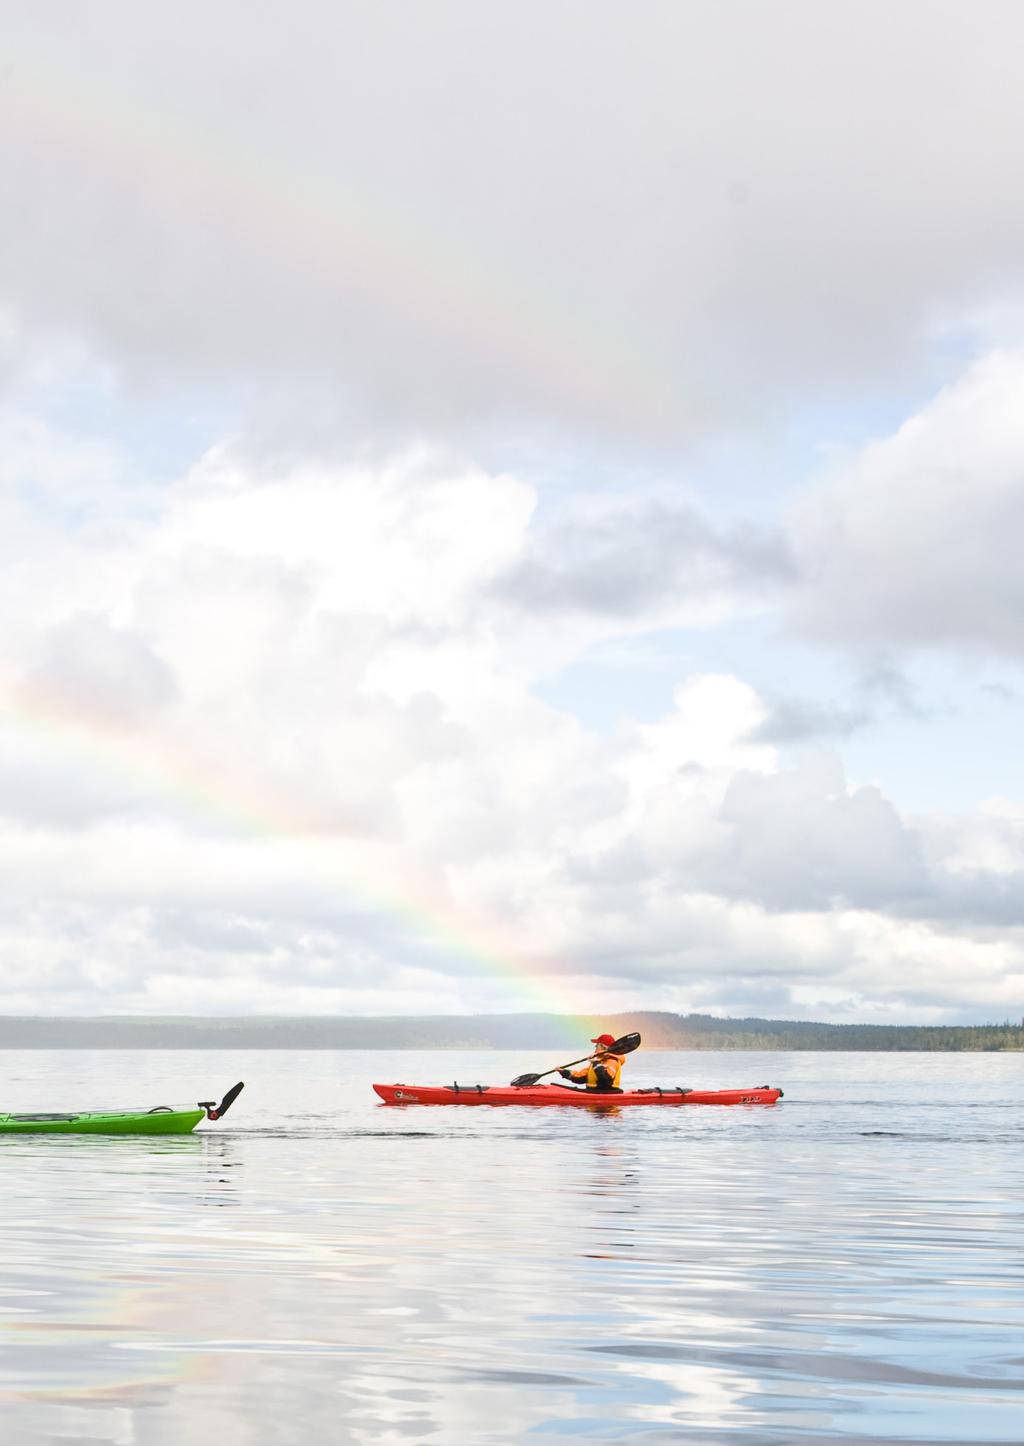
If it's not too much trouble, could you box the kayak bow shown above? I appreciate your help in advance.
[0,1082,245,1135]
[373,1082,782,1107]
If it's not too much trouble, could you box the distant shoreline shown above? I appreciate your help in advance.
[0,1012,1021,1051]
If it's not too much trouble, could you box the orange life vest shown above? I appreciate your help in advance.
[570,1053,624,1090]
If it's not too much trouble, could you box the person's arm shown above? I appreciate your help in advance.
[560,1067,588,1082]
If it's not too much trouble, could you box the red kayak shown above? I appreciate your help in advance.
[373,1082,782,1107]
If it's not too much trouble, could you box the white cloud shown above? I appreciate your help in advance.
[492,493,792,623]
[3,5,1024,440]
[29,613,179,724]
[790,350,1024,658]
[0,413,1022,1021]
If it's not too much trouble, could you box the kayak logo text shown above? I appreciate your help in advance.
[393,1090,420,1102]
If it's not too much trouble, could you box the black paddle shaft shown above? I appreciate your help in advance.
[510,1032,641,1087]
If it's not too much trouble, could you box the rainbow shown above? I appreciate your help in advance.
[2,676,593,1019]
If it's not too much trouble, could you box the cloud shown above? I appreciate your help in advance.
[28,613,179,724]
[587,709,931,920]
[748,695,871,744]
[789,351,1024,659]
[492,495,792,621]
[747,664,941,744]
[0,392,1021,1019]
[4,5,1024,441]
[712,754,929,912]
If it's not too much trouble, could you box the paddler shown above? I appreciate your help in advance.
[559,1033,627,1092]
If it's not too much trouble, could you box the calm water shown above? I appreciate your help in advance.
[0,1049,1021,1444]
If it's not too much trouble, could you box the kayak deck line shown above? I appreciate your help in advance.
[0,1082,245,1135]
[373,1082,783,1107]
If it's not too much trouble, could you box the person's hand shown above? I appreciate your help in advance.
[559,1069,573,1079]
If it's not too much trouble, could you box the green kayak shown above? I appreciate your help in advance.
[0,1082,244,1135]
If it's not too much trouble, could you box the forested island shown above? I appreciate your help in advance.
[0,1011,1021,1050]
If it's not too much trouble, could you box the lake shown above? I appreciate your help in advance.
[0,1049,1021,1443]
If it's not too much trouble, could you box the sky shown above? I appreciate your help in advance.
[1,1,1023,1023]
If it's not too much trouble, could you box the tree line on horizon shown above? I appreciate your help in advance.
[0,1011,1020,1050]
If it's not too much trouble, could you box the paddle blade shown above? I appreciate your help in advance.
[610,1032,642,1055]
[510,1072,542,1088]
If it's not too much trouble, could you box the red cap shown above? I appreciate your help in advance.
[590,1033,616,1047]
